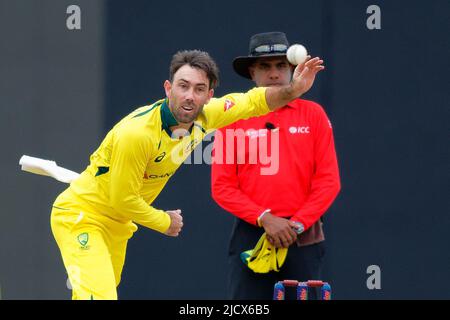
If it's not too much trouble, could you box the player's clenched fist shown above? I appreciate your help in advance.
[165,209,183,237]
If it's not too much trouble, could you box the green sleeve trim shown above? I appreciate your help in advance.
[52,206,70,211]
[133,100,164,118]
[95,166,109,177]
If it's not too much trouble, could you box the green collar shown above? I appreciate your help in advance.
[160,98,203,137]
[160,98,179,136]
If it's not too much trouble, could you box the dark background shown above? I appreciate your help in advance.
[0,0,448,299]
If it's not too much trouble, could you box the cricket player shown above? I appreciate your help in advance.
[50,49,325,299]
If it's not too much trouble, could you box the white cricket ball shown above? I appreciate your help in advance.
[286,44,308,65]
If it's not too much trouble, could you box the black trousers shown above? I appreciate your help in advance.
[227,219,326,300]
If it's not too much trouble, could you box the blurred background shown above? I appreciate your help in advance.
[0,0,449,299]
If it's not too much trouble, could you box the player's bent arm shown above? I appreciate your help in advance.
[109,127,171,233]
[200,57,324,131]
[200,87,269,131]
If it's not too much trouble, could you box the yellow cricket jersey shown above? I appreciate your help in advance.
[69,87,270,234]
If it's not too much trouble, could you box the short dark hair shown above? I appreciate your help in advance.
[169,50,219,89]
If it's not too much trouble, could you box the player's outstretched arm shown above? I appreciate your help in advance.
[266,56,324,110]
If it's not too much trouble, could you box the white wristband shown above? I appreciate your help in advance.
[257,209,271,227]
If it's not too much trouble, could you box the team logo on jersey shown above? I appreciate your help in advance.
[154,152,166,162]
[77,233,89,249]
[224,99,235,111]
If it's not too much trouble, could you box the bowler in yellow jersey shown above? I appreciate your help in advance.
[50,50,325,299]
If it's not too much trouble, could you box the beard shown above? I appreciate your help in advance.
[172,101,203,124]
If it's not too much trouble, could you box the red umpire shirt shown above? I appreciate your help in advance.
[211,98,340,245]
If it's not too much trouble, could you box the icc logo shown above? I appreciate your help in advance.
[289,126,310,134]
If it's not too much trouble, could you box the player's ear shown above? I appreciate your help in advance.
[164,80,172,98]
[205,88,214,104]
[248,66,256,81]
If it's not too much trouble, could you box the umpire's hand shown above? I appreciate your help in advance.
[165,209,183,237]
[260,212,298,248]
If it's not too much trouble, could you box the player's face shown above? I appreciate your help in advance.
[164,64,214,124]
[249,57,293,87]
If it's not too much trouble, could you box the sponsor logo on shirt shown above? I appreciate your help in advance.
[289,126,310,134]
[154,152,166,162]
[147,172,175,179]
[224,99,235,111]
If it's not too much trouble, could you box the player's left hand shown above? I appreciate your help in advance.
[291,56,325,96]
